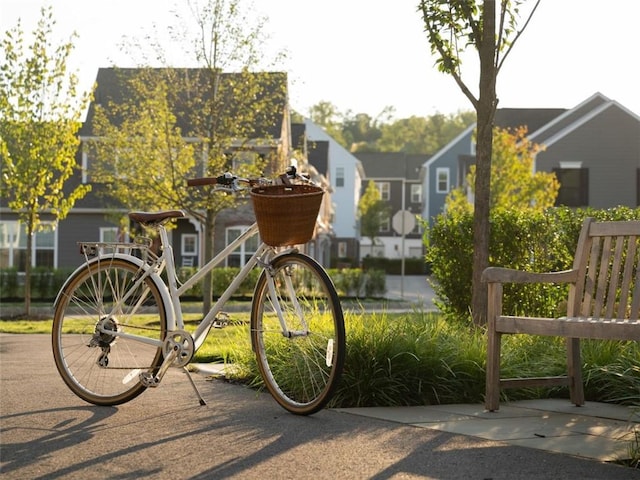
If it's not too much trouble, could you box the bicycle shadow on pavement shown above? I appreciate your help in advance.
[0,405,117,477]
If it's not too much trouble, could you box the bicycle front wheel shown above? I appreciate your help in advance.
[52,257,167,406]
[251,252,345,415]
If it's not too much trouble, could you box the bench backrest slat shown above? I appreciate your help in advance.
[571,218,640,321]
[630,246,640,320]
[606,237,625,319]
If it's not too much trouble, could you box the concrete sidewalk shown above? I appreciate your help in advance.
[3,334,640,479]
[336,400,640,464]
[194,363,640,464]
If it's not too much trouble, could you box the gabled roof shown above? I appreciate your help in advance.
[422,92,638,174]
[81,67,288,139]
[494,108,566,134]
[355,152,430,180]
[528,92,640,145]
[308,141,329,176]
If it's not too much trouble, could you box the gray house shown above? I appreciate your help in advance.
[0,68,333,272]
[355,152,430,261]
[420,92,640,225]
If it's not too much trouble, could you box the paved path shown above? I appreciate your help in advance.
[2,334,639,479]
[384,275,437,306]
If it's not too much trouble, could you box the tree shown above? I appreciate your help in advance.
[446,126,559,213]
[91,0,286,313]
[418,0,541,325]
[358,180,391,248]
[308,101,474,155]
[0,7,91,315]
[308,101,348,146]
[377,111,475,154]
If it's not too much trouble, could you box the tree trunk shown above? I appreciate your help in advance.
[24,224,33,317]
[471,0,498,326]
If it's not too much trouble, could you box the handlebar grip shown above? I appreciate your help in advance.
[187,177,218,187]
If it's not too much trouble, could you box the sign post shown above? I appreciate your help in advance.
[392,209,416,298]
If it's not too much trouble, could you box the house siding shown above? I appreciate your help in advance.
[304,119,362,240]
[423,126,474,227]
[536,105,640,208]
[57,212,123,269]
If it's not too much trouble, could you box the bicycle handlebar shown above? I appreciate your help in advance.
[186,166,310,192]
[186,172,238,187]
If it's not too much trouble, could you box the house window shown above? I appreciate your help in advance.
[0,221,56,270]
[227,226,258,267]
[181,234,198,256]
[338,241,347,258]
[375,182,390,201]
[336,167,345,187]
[100,227,119,243]
[436,168,450,194]
[410,184,422,203]
[554,167,589,207]
[379,214,390,233]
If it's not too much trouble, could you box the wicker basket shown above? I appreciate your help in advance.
[250,184,324,247]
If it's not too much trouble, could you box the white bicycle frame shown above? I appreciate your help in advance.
[86,220,302,353]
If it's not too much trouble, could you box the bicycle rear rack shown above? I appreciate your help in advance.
[78,237,159,264]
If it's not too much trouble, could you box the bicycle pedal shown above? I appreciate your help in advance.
[213,312,230,329]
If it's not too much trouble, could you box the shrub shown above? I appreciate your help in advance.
[0,268,20,299]
[425,206,640,321]
[208,310,639,408]
[177,266,261,300]
[327,268,386,298]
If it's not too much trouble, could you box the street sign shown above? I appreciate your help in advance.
[392,210,415,236]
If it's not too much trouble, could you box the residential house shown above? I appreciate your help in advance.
[302,119,364,267]
[420,92,640,226]
[355,152,430,261]
[0,68,333,272]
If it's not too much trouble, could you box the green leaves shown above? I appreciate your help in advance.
[1,6,91,228]
[0,6,91,314]
[358,180,391,244]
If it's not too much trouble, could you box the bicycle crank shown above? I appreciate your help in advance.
[139,330,194,388]
[138,329,207,406]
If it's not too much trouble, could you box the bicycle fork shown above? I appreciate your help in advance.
[266,265,309,338]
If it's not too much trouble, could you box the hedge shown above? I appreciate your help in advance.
[1,265,389,301]
[425,205,640,321]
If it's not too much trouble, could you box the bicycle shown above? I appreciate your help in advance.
[51,167,346,415]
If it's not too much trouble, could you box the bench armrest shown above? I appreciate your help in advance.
[482,267,578,284]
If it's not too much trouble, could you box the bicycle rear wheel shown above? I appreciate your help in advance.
[52,257,167,406]
[250,252,345,415]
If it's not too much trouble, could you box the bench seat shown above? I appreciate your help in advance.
[483,218,640,411]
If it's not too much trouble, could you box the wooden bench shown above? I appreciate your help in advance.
[482,217,640,411]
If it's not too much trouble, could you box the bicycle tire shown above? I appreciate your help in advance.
[250,252,345,415]
[52,257,167,406]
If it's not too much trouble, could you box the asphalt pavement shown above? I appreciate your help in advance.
[2,333,639,479]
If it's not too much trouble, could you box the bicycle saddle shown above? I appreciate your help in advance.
[129,210,186,226]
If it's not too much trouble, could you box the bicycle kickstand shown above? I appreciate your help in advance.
[139,344,207,406]
[183,367,207,406]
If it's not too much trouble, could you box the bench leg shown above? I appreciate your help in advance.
[485,330,502,411]
[567,337,585,406]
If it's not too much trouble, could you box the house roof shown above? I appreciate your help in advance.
[494,108,566,134]
[80,67,288,139]
[308,141,329,177]
[355,152,430,180]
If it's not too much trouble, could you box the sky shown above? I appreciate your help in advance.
[1,0,639,120]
